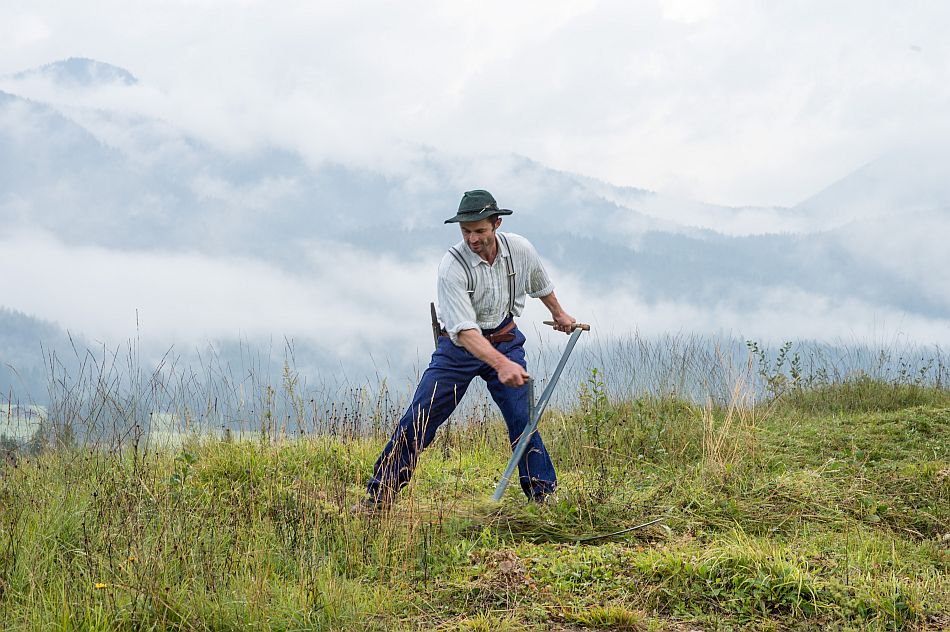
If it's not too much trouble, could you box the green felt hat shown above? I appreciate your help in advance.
[444,190,513,224]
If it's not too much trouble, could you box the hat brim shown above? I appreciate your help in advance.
[444,208,513,224]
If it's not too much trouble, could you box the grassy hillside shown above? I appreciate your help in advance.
[0,376,948,630]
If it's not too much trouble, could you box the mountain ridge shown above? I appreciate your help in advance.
[10,57,138,88]
[2,58,949,399]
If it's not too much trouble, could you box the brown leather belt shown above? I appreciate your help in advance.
[440,320,516,345]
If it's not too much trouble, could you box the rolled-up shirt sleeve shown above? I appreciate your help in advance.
[525,240,554,298]
[437,254,478,345]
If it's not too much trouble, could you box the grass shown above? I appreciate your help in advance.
[0,368,948,630]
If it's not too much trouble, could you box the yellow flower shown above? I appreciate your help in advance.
[94,583,109,590]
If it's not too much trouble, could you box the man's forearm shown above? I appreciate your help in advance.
[539,291,567,318]
[539,290,576,333]
[457,329,509,369]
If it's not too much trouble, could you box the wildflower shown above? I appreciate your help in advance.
[94,583,109,590]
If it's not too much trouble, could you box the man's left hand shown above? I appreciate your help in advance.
[551,312,577,334]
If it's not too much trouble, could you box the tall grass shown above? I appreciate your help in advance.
[0,331,948,629]
[5,330,948,448]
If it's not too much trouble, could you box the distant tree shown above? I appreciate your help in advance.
[0,433,18,467]
[0,433,17,453]
[26,419,48,457]
[54,421,77,451]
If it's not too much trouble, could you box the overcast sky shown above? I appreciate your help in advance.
[3,0,950,391]
[3,0,948,207]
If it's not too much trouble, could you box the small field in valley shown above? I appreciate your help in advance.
[1,371,949,630]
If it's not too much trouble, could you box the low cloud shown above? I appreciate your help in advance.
[0,229,437,361]
[549,270,950,347]
[3,1,949,207]
[834,211,950,313]
[5,229,949,380]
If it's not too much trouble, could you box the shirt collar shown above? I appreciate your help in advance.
[457,232,511,267]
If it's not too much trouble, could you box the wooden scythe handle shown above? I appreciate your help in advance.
[543,321,591,331]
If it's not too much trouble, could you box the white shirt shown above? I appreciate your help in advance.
[437,231,554,345]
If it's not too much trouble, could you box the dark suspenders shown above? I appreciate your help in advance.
[448,246,475,296]
[497,233,516,316]
[449,234,516,316]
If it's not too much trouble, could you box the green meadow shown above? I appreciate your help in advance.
[1,351,948,630]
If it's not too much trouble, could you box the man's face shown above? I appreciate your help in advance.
[460,217,500,256]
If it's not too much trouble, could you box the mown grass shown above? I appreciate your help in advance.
[0,376,948,630]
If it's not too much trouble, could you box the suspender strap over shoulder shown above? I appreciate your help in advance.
[448,235,516,314]
[448,246,475,295]
[497,233,516,316]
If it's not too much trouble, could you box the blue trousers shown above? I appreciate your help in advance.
[366,321,557,501]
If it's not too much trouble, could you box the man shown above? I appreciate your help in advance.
[357,189,577,511]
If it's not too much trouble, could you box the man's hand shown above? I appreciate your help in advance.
[457,329,530,388]
[496,358,531,388]
[550,311,577,334]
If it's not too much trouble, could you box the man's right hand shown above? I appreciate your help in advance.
[457,328,530,387]
[496,359,530,387]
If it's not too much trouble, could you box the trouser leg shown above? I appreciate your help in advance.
[483,330,558,500]
[366,338,476,501]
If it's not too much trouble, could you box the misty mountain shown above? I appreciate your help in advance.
[2,79,939,306]
[2,58,949,400]
[0,308,74,400]
[794,145,950,228]
[10,58,138,88]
